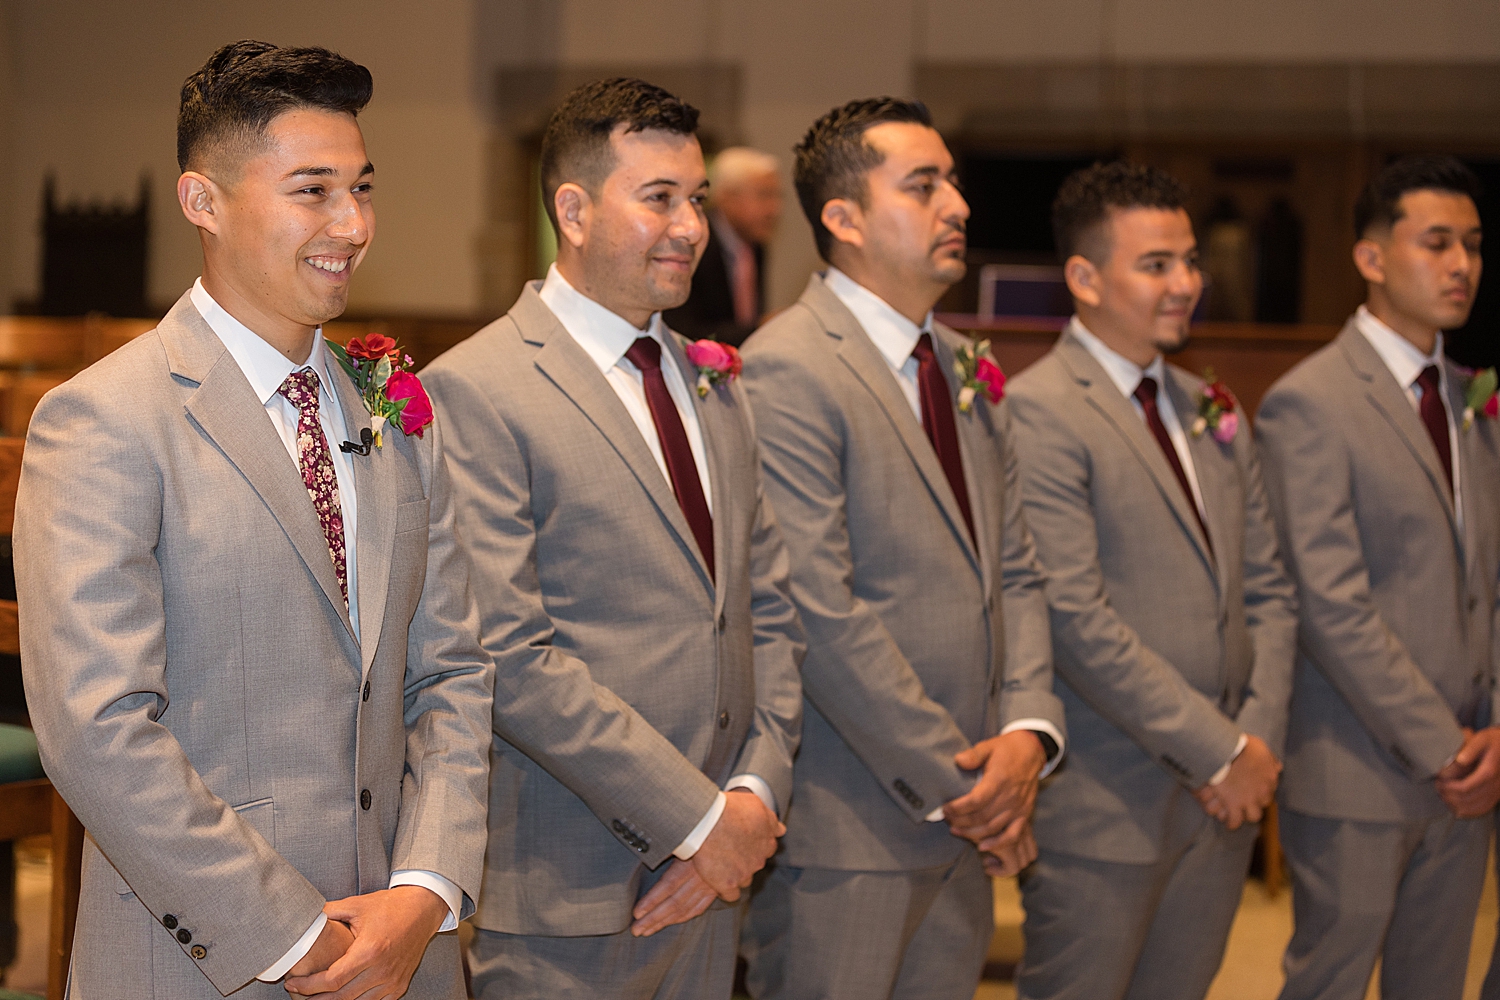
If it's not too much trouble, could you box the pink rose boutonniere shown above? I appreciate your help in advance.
[1191,368,1239,444]
[1463,367,1499,431]
[684,339,743,397]
[327,333,435,447]
[954,339,1005,413]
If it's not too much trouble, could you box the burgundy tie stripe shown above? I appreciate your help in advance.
[1415,364,1454,498]
[625,337,716,580]
[278,368,349,605]
[1133,376,1213,558]
[911,333,976,546]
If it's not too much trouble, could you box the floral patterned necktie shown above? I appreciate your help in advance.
[278,368,348,605]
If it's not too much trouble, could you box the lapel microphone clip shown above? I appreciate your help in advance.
[339,427,374,456]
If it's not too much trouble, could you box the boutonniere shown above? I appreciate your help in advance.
[1463,367,1499,431]
[684,339,742,397]
[954,339,1005,413]
[326,333,434,447]
[1190,368,1240,444]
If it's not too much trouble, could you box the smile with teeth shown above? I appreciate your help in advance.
[307,257,350,273]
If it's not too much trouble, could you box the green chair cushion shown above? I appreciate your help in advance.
[0,723,43,784]
[0,989,47,1000]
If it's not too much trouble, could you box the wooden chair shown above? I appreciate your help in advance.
[0,438,83,1000]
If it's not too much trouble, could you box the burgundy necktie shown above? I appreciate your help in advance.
[1133,376,1213,557]
[1415,365,1454,498]
[911,333,976,545]
[278,368,348,605]
[625,337,715,579]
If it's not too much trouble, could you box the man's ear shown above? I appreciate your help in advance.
[177,172,221,234]
[1063,254,1103,309]
[1352,237,1386,286]
[820,198,865,252]
[554,183,591,250]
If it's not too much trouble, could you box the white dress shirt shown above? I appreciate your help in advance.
[536,264,774,859]
[823,269,1066,813]
[1354,304,1463,532]
[1068,316,1246,784]
[189,280,463,980]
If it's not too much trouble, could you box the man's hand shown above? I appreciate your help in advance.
[629,860,717,938]
[689,788,784,903]
[1436,727,1500,818]
[943,730,1047,844]
[283,918,354,981]
[979,815,1038,879]
[1193,735,1280,830]
[283,885,449,999]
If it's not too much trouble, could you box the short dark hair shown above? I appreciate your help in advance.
[177,40,373,174]
[1354,155,1482,238]
[539,77,700,234]
[1051,160,1189,264]
[793,97,934,261]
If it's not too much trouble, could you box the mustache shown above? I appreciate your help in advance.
[932,224,967,250]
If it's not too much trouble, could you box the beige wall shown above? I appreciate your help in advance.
[5,0,1499,316]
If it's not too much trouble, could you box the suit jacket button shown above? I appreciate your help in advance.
[636,840,649,853]
[190,945,207,960]
[362,679,371,702]
[176,928,192,944]
[612,820,626,833]
[162,914,178,930]
[360,789,372,810]
[719,711,730,729]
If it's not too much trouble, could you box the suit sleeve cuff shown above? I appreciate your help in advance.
[1208,733,1249,787]
[389,870,463,931]
[257,912,326,982]
[726,774,777,816]
[1001,718,1067,778]
[673,791,727,860]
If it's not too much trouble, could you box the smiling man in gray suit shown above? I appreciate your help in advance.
[15,42,494,1000]
[422,78,803,1000]
[1258,156,1500,1000]
[737,97,1066,1000]
[1005,162,1298,1000]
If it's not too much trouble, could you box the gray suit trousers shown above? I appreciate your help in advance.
[467,904,741,1000]
[1017,807,1256,1000]
[1278,807,1488,1000]
[741,847,992,1000]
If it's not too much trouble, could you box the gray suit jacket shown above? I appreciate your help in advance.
[1257,320,1500,822]
[15,293,494,998]
[422,284,803,937]
[739,274,1064,872]
[1007,330,1298,864]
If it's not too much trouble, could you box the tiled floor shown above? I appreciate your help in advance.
[6,838,1497,999]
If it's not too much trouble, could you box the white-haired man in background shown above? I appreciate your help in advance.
[665,146,783,346]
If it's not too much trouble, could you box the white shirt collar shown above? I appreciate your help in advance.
[1067,316,1166,399]
[537,263,668,374]
[824,267,933,371]
[1354,303,1445,390]
[189,278,333,405]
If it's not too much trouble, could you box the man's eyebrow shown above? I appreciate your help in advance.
[281,162,376,181]
[904,165,942,181]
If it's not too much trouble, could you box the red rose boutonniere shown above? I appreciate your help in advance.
[1463,367,1499,431]
[954,339,1005,413]
[1191,368,1239,444]
[326,333,434,446]
[684,339,742,397]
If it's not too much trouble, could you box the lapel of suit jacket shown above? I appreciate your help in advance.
[802,277,982,578]
[1166,368,1230,598]
[1446,356,1478,571]
[663,330,729,615]
[517,286,714,591]
[326,353,397,674]
[165,294,357,645]
[932,324,997,601]
[1337,323,1461,549]
[1056,331,1216,579]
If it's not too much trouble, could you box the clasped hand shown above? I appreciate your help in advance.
[630,788,784,938]
[943,730,1047,877]
[281,885,449,999]
[1193,735,1280,830]
[1435,727,1500,819]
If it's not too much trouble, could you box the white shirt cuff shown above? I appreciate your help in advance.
[389,870,463,931]
[725,774,777,817]
[257,912,327,982]
[1209,733,1250,787]
[1001,719,1067,779]
[673,790,727,860]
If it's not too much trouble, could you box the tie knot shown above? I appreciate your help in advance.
[1133,376,1159,406]
[278,368,322,412]
[911,332,936,364]
[625,336,663,373]
[1415,364,1442,394]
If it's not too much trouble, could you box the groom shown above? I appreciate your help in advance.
[16,41,493,999]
